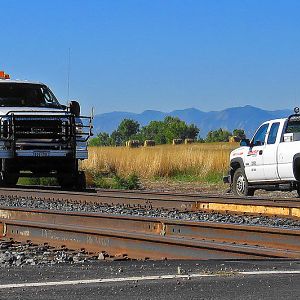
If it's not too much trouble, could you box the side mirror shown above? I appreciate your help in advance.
[240,138,250,147]
[69,100,80,117]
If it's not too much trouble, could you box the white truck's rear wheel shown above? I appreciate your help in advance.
[232,168,255,197]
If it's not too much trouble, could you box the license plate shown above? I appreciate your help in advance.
[33,151,50,157]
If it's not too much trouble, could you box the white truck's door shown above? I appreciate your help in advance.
[244,123,269,182]
[262,121,281,181]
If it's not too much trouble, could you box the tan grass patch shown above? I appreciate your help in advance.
[82,143,238,179]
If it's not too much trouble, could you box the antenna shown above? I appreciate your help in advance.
[91,107,95,119]
[67,48,71,101]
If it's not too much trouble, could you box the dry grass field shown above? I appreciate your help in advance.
[82,142,238,183]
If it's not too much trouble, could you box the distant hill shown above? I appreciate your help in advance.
[93,105,292,138]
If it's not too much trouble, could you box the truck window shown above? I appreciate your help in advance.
[0,83,62,109]
[252,123,269,146]
[267,122,280,144]
[286,115,300,133]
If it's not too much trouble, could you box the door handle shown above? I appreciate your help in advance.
[259,150,263,155]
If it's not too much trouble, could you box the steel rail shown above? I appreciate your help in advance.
[96,188,300,203]
[0,187,299,219]
[0,206,299,259]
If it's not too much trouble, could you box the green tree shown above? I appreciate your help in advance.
[88,137,102,146]
[185,124,200,139]
[91,117,200,146]
[233,129,246,140]
[206,128,231,142]
[163,116,199,143]
[110,130,123,146]
[140,121,167,144]
[89,132,111,146]
[109,119,140,146]
[117,119,140,141]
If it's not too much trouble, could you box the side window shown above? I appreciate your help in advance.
[252,124,269,146]
[267,122,280,144]
[41,87,54,104]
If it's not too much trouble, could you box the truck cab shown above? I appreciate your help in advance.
[0,71,92,189]
[225,107,300,196]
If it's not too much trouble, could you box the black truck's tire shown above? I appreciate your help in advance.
[76,171,86,191]
[57,160,78,189]
[0,159,19,186]
[0,173,19,186]
[58,175,75,189]
[232,168,255,197]
[58,171,86,190]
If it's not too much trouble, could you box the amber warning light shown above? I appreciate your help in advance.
[0,71,10,79]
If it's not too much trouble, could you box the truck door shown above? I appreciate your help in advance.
[263,122,281,181]
[244,123,269,182]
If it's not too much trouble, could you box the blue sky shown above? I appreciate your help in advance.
[1,0,300,114]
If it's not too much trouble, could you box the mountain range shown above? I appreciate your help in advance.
[93,105,292,138]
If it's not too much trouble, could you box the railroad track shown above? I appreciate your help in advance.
[0,186,299,219]
[0,206,299,259]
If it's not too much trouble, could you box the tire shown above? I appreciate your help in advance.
[76,172,86,191]
[232,168,255,197]
[58,175,75,189]
[57,160,78,190]
[0,173,19,186]
[296,184,300,197]
[0,159,19,187]
[58,172,86,191]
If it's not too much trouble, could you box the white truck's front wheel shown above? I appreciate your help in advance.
[232,168,255,197]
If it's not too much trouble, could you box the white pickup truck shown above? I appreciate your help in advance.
[224,107,300,196]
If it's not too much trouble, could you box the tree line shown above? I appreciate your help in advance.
[89,117,246,146]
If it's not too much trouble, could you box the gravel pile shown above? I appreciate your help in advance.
[0,240,101,267]
[0,195,299,229]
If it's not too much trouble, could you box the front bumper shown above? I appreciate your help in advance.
[0,149,88,159]
[223,172,232,184]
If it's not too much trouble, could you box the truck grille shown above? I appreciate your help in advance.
[13,117,69,140]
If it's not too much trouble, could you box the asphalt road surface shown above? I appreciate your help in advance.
[0,260,299,299]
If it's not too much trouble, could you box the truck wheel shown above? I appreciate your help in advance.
[296,184,300,197]
[76,172,86,191]
[58,172,86,190]
[0,174,19,187]
[232,168,254,197]
[58,175,75,190]
[0,159,19,186]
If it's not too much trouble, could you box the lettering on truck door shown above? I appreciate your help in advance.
[244,123,269,182]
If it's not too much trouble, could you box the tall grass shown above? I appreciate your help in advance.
[82,143,238,181]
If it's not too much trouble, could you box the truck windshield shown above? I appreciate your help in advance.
[0,83,62,109]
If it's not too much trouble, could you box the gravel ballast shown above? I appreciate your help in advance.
[0,240,102,267]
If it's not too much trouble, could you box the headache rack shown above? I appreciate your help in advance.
[0,110,92,151]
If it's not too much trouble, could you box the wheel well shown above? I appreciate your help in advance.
[230,161,241,178]
[293,157,300,181]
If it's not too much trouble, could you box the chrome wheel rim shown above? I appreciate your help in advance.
[236,174,246,195]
